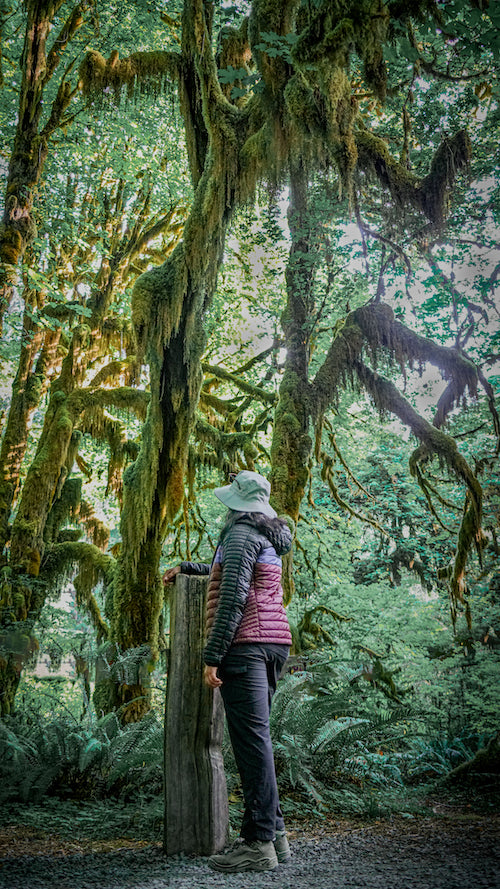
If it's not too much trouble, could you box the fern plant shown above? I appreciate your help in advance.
[0,709,164,803]
[270,655,416,804]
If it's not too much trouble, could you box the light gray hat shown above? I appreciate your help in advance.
[214,470,277,518]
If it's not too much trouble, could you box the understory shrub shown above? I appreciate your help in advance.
[0,710,163,803]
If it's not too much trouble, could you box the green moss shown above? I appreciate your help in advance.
[79,49,178,103]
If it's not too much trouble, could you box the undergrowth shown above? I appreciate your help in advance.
[1,653,497,841]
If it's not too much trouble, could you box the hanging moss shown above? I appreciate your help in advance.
[284,75,325,138]
[83,387,150,422]
[80,500,110,552]
[356,128,472,226]
[78,404,139,502]
[418,130,472,226]
[217,17,252,103]
[89,358,142,389]
[41,541,113,640]
[57,529,83,543]
[79,49,179,103]
[44,476,82,546]
[194,417,258,469]
[132,249,187,364]
[292,0,390,102]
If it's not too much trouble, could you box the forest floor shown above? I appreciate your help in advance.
[1,794,499,889]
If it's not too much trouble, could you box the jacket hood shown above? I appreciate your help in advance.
[231,513,293,556]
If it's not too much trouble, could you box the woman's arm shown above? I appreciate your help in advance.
[163,561,211,585]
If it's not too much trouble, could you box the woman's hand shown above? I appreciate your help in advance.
[204,665,222,688]
[163,565,181,585]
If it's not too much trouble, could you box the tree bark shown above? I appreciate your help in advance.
[0,296,60,561]
[270,161,323,601]
[111,0,258,719]
[165,573,228,856]
[0,0,86,329]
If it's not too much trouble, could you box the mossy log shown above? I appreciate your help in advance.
[444,732,500,784]
[164,573,228,856]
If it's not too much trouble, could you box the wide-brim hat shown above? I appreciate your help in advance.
[214,470,277,518]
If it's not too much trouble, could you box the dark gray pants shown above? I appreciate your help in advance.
[219,643,289,842]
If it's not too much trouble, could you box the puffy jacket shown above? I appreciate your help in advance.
[180,514,292,666]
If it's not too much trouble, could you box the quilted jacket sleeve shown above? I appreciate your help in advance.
[203,523,262,666]
[180,561,211,575]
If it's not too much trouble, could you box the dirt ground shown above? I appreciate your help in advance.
[1,805,499,889]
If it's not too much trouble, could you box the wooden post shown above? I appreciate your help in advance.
[164,573,228,856]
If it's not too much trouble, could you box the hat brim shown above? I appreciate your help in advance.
[214,484,277,518]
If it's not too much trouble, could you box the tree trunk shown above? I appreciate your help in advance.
[112,149,237,719]
[0,342,81,715]
[0,297,60,561]
[0,0,87,329]
[270,161,320,601]
[165,573,228,856]
[1,1,58,325]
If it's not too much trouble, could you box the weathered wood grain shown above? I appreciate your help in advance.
[164,573,228,855]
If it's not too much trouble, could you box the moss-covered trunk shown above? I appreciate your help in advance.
[0,298,60,561]
[0,0,86,329]
[270,162,321,601]
[0,340,82,714]
[112,151,234,721]
[103,0,276,722]
[1,1,55,323]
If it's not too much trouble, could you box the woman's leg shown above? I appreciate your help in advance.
[220,646,284,842]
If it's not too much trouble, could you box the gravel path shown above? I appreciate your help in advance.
[1,817,499,889]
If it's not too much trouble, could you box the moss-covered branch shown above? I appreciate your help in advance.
[312,302,479,420]
[353,359,482,622]
[201,362,277,404]
[82,387,150,422]
[42,540,113,642]
[193,417,258,468]
[88,359,141,390]
[44,1,89,85]
[78,49,180,101]
[356,128,472,226]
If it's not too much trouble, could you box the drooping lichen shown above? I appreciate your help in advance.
[78,49,179,103]
[42,541,112,641]
[356,128,472,227]
[354,359,483,625]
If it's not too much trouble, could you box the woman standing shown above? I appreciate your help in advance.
[164,470,293,873]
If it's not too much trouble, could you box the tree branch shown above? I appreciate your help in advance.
[201,362,277,404]
[43,1,90,86]
[353,359,483,623]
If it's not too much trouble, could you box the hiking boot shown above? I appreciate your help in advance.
[274,829,291,863]
[208,839,278,873]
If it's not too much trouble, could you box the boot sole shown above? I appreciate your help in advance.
[276,852,292,863]
[208,859,278,873]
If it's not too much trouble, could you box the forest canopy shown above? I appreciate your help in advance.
[0,0,498,803]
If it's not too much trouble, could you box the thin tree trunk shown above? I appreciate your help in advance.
[0,296,60,561]
[270,161,320,601]
[0,0,86,330]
